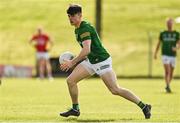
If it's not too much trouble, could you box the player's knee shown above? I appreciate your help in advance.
[165,72,168,76]
[66,77,76,86]
[66,77,72,84]
[109,87,119,95]
[111,87,127,96]
[165,71,170,76]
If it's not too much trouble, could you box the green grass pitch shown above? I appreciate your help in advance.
[0,78,180,122]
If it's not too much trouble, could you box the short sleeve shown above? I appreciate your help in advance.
[44,35,50,41]
[79,28,91,41]
[31,35,37,40]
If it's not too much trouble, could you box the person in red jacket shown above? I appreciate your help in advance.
[29,27,53,80]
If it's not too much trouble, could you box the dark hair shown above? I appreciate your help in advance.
[67,4,82,15]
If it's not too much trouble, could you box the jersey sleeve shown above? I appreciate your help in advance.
[31,35,37,40]
[79,28,91,42]
[44,34,50,41]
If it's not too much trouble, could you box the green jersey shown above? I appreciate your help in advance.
[159,30,180,56]
[75,21,110,64]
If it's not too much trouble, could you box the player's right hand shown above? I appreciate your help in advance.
[60,60,73,72]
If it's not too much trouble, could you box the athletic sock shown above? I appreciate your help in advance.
[166,84,170,88]
[138,101,146,109]
[72,104,79,110]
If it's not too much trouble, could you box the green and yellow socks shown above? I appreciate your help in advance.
[72,104,79,110]
[138,101,146,109]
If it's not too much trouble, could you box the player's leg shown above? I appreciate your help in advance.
[38,58,45,79]
[163,64,170,85]
[36,53,46,79]
[93,57,141,104]
[45,59,53,80]
[100,70,141,104]
[169,65,174,82]
[163,64,171,92]
[162,55,173,92]
[169,57,175,84]
[60,63,92,117]
[166,61,175,92]
[169,65,174,93]
[67,64,91,104]
[43,53,53,79]
[100,70,151,119]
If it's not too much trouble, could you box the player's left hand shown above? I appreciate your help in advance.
[60,60,73,72]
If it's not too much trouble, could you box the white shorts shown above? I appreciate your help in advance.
[80,57,113,76]
[36,52,49,60]
[162,55,176,68]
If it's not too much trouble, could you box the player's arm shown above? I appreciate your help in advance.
[49,39,54,46]
[154,39,161,59]
[46,38,54,51]
[172,40,180,51]
[71,40,91,65]
[172,32,180,52]
[47,35,53,46]
[177,40,180,49]
[29,36,37,46]
[60,40,91,71]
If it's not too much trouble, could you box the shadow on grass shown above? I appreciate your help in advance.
[62,117,134,122]
[158,91,176,95]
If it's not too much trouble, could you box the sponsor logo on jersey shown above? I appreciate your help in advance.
[162,33,177,42]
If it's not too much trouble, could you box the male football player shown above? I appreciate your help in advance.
[60,4,151,119]
[154,18,180,93]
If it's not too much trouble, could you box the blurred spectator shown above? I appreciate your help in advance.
[29,27,53,81]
